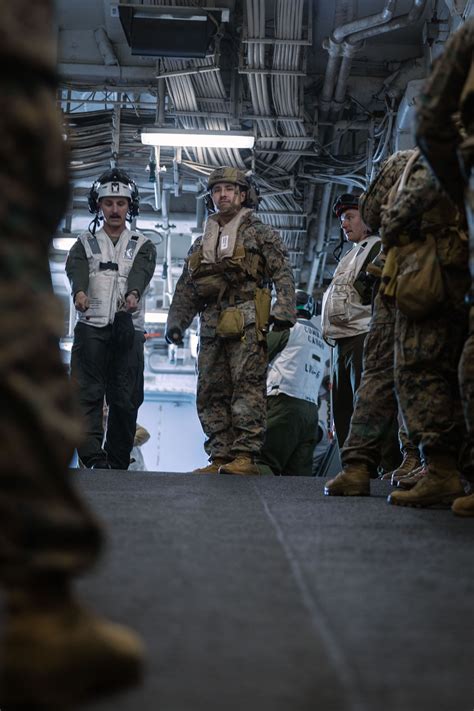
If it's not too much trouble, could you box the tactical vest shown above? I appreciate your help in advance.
[187,214,265,302]
[77,227,149,329]
[321,235,380,342]
[267,319,326,404]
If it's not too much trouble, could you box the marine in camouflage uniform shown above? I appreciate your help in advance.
[382,153,470,507]
[0,1,143,706]
[416,18,474,516]
[166,167,295,475]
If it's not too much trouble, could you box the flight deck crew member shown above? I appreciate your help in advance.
[66,169,156,470]
[0,2,143,706]
[165,166,296,476]
[321,193,381,450]
[257,290,326,476]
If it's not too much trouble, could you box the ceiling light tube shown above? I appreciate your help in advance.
[141,128,255,149]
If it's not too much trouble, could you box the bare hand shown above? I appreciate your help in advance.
[125,292,139,313]
[74,291,89,312]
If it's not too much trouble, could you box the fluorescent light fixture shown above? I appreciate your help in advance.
[141,128,255,149]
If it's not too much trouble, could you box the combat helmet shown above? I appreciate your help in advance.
[295,289,315,318]
[206,166,260,210]
[88,167,140,220]
[359,150,416,232]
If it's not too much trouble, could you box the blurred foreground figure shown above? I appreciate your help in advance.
[0,1,144,706]
[416,17,474,516]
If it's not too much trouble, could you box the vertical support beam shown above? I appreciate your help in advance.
[111,100,121,166]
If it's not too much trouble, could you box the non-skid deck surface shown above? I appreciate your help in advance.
[74,472,473,711]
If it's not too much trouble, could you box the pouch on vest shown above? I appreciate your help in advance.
[395,235,445,320]
[188,245,246,300]
[216,307,245,339]
[254,286,272,342]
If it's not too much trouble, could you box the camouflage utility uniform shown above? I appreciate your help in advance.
[416,17,474,513]
[340,291,405,474]
[382,154,470,506]
[0,4,144,708]
[0,0,102,590]
[167,210,295,464]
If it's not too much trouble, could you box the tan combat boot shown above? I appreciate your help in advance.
[193,457,230,474]
[219,456,260,476]
[382,451,422,482]
[395,464,427,489]
[0,589,145,708]
[388,454,465,508]
[451,492,474,517]
[324,464,371,496]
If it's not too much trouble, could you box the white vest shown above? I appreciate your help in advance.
[77,227,149,330]
[321,235,380,343]
[267,319,326,404]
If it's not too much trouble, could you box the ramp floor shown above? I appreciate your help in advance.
[70,472,473,711]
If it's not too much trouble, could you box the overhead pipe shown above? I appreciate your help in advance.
[332,0,397,42]
[319,0,396,121]
[94,27,118,66]
[348,0,428,44]
[330,0,428,121]
[306,183,333,296]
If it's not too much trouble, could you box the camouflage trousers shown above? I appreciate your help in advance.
[394,268,470,464]
[197,324,267,460]
[0,76,102,586]
[341,293,402,474]
[458,306,474,480]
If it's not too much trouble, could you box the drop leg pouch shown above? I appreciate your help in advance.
[216,307,245,339]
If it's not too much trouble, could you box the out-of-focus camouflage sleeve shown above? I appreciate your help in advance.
[0,1,57,74]
[415,19,474,206]
[380,158,442,249]
[255,222,296,324]
[166,238,203,333]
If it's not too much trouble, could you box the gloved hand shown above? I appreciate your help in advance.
[165,326,184,345]
[112,311,135,350]
[271,319,293,332]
